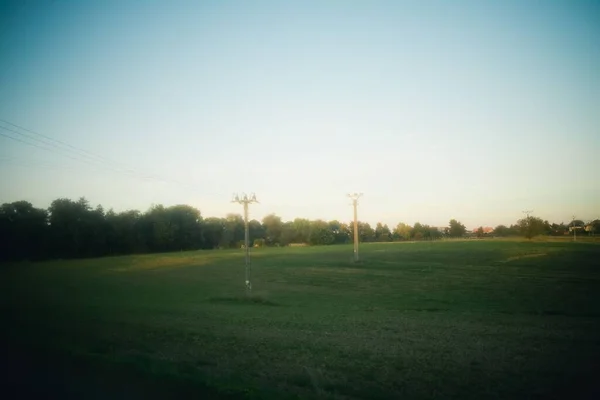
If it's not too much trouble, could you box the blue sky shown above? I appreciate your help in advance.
[1,0,598,229]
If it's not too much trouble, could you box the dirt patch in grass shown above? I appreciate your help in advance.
[405,308,451,312]
[109,256,214,272]
[305,267,366,275]
[207,296,281,307]
[499,253,547,263]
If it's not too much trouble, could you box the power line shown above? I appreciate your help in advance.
[0,155,135,176]
[0,118,109,163]
[0,119,221,196]
[0,123,164,179]
[0,129,61,154]
[0,126,160,180]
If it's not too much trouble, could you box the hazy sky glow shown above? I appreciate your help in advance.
[1,0,598,228]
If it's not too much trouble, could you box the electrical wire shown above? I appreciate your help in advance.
[0,119,222,197]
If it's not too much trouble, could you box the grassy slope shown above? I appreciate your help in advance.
[1,240,599,399]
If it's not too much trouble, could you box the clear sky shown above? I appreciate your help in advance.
[1,0,598,229]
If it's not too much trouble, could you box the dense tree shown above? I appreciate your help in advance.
[139,204,177,252]
[356,221,376,242]
[410,223,442,241]
[248,219,265,244]
[0,201,48,261]
[2,195,589,263]
[425,226,443,240]
[568,220,586,228]
[476,226,485,238]
[262,214,283,246]
[106,210,142,254]
[549,222,567,236]
[448,219,466,238]
[517,216,546,239]
[567,220,586,236]
[328,220,350,244]
[168,205,203,251]
[292,218,311,244]
[375,222,392,242]
[411,222,426,240]
[308,220,335,245]
[394,222,412,241]
[202,217,224,249]
[280,221,296,246]
[48,197,104,258]
[493,224,515,237]
[587,220,600,235]
[221,213,244,248]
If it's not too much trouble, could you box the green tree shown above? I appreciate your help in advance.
[262,214,283,246]
[0,201,48,261]
[48,197,104,258]
[587,220,600,236]
[375,222,392,242]
[448,219,466,238]
[357,221,375,242]
[280,221,296,246]
[425,226,442,240]
[106,209,142,254]
[476,226,485,238]
[518,216,546,239]
[549,222,567,236]
[394,222,412,241]
[202,217,224,249]
[328,220,349,244]
[248,219,265,243]
[567,219,586,236]
[292,218,311,243]
[493,224,512,237]
[168,205,203,250]
[308,220,335,245]
[221,213,244,248]
[412,222,426,240]
[140,204,178,252]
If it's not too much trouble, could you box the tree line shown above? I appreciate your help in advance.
[0,197,597,262]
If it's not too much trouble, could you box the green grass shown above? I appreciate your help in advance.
[1,240,600,399]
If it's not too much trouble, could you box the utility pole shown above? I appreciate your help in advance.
[522,210,533,237]
[232,193,258,294]
[348,193,363,262]
[572,215,577,242]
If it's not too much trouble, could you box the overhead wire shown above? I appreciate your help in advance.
[1,118,171,181]
[0,123,166,180]
[0,119,222,196]
[0,126,126,170]
[1,120,106,162]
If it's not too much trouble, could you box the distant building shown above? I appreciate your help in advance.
[471,227,494,234]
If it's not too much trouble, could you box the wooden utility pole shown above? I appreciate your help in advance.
[232,193,258,293]
[348,193,363,262]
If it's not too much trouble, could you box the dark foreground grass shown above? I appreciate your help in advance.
[1,240,600,399]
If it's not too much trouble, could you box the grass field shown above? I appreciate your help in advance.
[2,240,600,399]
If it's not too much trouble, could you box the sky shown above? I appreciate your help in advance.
[0,0,598,229]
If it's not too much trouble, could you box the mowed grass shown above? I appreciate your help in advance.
[1,240,600,399]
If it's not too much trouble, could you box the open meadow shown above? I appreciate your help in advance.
[1,240,599,399]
